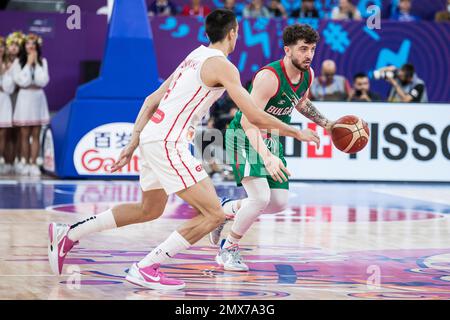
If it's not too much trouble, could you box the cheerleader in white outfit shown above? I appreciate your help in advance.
[0,37,15,175]
[12,33,49,176]
[2,32,24,175]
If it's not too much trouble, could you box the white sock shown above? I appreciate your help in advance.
[68,209,117,242]
[138,231,190,268]
[223,234,240,249]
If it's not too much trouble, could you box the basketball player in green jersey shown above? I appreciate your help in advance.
[210,24,336,271]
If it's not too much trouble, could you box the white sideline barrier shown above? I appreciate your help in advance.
[284,102,450,182]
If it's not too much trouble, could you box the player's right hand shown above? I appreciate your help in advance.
[296,129,320,149]
[110,144,136,173]
[263,154,291,183]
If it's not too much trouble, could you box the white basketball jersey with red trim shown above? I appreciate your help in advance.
[140,45,226,144]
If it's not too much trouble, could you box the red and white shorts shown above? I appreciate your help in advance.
[139,140,208,195]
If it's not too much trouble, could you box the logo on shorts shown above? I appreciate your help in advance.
[195,165,202,172]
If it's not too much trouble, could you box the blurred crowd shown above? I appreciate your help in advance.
[146,0,450,22]
[0,31,49,177]
[0,0,448,22]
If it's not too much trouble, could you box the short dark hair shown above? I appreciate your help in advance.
[353,72,368,81]
[283,24,320,46]
[401,63,415,78]
[205,9,237,44]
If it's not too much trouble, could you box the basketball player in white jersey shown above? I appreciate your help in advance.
[48,9,320,290]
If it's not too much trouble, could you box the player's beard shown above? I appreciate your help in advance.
[291,57,310,72]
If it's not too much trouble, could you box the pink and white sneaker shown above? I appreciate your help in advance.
[126,263,185,290]
[48,223,78,275]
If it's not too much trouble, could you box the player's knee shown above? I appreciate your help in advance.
[248,191,271,212]
[140,202,163,220]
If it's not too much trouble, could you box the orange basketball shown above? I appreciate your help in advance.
[331,115,370,153]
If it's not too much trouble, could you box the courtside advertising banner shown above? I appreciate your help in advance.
[286,102,450,182]
[69,103,449,182]
[73,122,141,175]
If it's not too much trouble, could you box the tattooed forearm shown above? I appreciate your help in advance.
[298,99,330,128]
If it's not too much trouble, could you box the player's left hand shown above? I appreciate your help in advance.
[110,143,137,173]
[263,154,291,183]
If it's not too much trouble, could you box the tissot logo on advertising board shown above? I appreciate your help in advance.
[286,102,450,181]
[73,123,140,175]
[284,121,450,162]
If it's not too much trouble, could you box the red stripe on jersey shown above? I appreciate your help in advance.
[177,148,197,184]
[163,70,183,101]
[165,141,187,189]
[252,66,280,99]
[174,90,211,183]
[164,86,201,187]
[164,86,202,141]
[280,59,303,92]
[234,149,241,179]
[174,90,211,143]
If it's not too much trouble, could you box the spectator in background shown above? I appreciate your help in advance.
[310,60,351,101]
[223,0,243,16]
[268,0,288,18]
[182,0,211,17]
[223,0,235,13]
[384,64,428,103]
[0,36,15,176]
[243,0,271,18]
[331,0,362,20]
[291,0,319,18]
[435,0,450,22]
[148,0,177,16]
[390,0,419,22]
[348,72,382,102]
[11,33,50,177]
[4,31,24,176]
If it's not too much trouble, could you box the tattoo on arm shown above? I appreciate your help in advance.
[298,99,329,128]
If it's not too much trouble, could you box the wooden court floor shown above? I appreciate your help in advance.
[1,180,450,300]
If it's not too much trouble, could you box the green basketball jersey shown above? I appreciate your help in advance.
[229,59,312,130]
[225,60,313,189]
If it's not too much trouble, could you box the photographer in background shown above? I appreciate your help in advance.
[375,64,428,103]
[348,72,382,102]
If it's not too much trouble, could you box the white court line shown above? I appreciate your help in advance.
[41,180,138,185]
[0,180,19,185]
[373,188,450,206]
[286,183,310,188]
[0,275,62,277]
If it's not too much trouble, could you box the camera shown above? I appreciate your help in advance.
[373,69,398,80]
